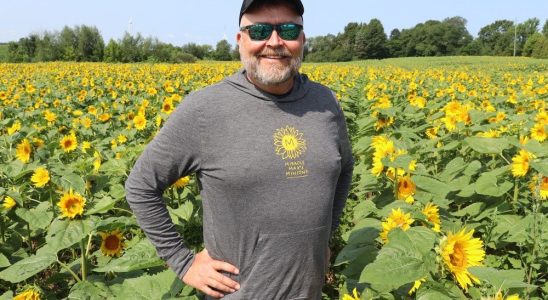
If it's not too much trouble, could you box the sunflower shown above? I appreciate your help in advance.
[13,288,41,300]
[530,123,546,142]
[99,230,125,257]
[43,110,57,123]
[342,288,360,300]
[440,228,485,291]
[2,196,16,210]
[422,203,441,232]
[425,126,439,139]
[60,133,78,152]
[31,167,50,188]
[133,114,147,130]
[380,208,414,243]
[172,176,190,188]
[161,98,174,114]
[511,150,534,177]
[57,190,86,219]
[16,138,32,163]
[397,175,416,204]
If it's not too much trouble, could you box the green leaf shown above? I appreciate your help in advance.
[416,289,454,300]
[0,252,56,283]
[352,199,378,221]
[2,160,25,179]
[95,216,137,232]
[359,228,436,291]
[413,175,455,198]
[452,202,486,217]
[0,253,10,268]
[0,291,13,300]
[57,172,87,195]
[15,201,53,231]
[339,245,378,278]
[168,201,194,223]
[93,239,164,273]
[383,154,414,170]
[530,159,548,176]
[491,215,532,243]
[524,140,548,157]
[107,269,183,299]
[439,157,466,181]
[46,218,95,252]
[86,196,118,215]
[463,160,482,176]
[474,168,513,197]
[336,227,379,265]
[109,183,126,200]
[68,281,113,300]
[100,159,127,177]
[465,137,509,154]
[468,267,536,290]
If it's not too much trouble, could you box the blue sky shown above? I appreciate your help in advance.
[1,0,547,46]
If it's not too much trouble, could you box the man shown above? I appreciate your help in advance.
[125,0,354,298]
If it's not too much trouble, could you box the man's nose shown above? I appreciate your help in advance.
[266,29,283,47]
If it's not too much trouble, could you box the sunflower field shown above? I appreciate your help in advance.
[0,57,547,300]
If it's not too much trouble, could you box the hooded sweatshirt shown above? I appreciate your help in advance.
[125,69,354,299]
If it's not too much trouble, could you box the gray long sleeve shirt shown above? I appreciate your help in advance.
[125,69,354,299]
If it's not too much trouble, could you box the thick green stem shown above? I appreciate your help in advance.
[49,184,56,217]
[0,217,5,243]
[58,259,81,283]
[512,179,519,211]
[393,169,399,200]
[80,239,87,281]
[526,191,541,294]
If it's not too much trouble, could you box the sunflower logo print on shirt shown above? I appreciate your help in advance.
[273,125,309,178]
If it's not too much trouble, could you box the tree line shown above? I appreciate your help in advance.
[4,25,239,63]
[305,17,548,61]
[4,17,548,63]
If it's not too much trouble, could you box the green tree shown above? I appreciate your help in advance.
[119,32,143,62]
[75,25,104,61]
[523,32,544,57]
[213,39,232,61]
[477,20,514,55]
[58,26,78,60]
[358,19,388,59]
[532,35,548,58]
[35,31,60,61]
[542,19,548,37]
[181,43,212,60]
[103,39,121,62]
[515,18,540,56]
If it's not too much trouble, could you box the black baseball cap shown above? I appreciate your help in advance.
[239,0,304,25]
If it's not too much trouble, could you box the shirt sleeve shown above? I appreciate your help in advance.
[124,94,203,279]
[331,97,354,234]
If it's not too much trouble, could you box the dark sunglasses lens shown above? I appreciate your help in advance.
[248,24,273,40]
[279,24,301,40]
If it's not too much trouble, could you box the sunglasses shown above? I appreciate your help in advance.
[240,23,303,41]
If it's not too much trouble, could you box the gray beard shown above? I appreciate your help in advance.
[242,51,303,86]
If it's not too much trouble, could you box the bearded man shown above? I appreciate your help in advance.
[125,0,354,298]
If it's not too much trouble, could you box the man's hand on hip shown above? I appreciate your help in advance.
[182,249,240,299]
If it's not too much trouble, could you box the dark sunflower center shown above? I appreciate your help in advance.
[105,235,120,250]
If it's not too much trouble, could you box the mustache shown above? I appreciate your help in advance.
[258,48,292,57]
